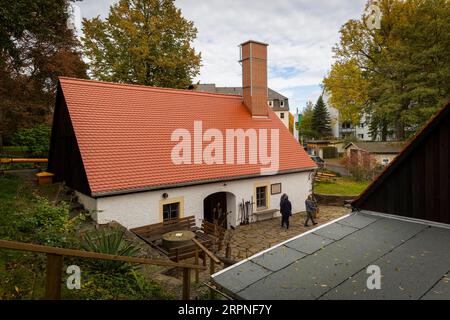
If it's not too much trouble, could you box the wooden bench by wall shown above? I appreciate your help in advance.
[131,216,197,241]
[131,217,227,262]
[252,208,278,222]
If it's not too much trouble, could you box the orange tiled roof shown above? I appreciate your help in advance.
[59,77,316,196]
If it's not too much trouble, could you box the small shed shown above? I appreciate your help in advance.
[306,140,345,159]
[344,141,405,167]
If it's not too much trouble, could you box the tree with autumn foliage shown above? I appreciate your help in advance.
[0,0,87,148]
[323,0,450,141]
[82,0,201,89]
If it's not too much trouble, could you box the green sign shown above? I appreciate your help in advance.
[297,114,302,128]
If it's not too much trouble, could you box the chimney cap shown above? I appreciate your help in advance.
[240,40,269,47]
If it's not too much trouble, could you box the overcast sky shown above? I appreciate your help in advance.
[75,0,368,111]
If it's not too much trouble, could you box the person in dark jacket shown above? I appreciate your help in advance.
[304,194,318,227]
[280,194,292,229]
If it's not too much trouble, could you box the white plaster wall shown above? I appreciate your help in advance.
[323,92,340,139]
[75,191,98,221]
[275,111,290,129]
[355,114,374,141]
[78,172,313,229]
[75,191,97,211]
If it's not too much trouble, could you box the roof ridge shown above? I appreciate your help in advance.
[58,77,243,99]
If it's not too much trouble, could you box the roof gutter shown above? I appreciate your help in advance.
[92,167,317,198]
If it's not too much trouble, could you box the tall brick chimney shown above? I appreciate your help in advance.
[240,40,269,118]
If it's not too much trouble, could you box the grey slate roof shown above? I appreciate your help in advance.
[194,84,289,111]
[212,212,450,300]
[345,141,405,154]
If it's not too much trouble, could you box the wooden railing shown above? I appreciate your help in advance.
[0,239,206,300]
[192,238,221,297]
[0,158,48,164]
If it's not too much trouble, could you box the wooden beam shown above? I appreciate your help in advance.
[45,254,63,300]
[182,268,191,300]
[210,256,215,275]
[0,158,48,164]
[194,248,199,283]
[0,239,205,270]
[209,257,216,299]
[192,238,220,264]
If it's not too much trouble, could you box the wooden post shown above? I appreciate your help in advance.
[209,257,215,299]
[194,248,199,283]
[209,256,215,275]
[182,268,191,300]
[225,244,231,259]
[45,253,63,300]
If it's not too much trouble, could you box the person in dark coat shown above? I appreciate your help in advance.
[304,194,318,227]
[280,194,292,229]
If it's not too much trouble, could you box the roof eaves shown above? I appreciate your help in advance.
[92,167,317,198]
[343,142,357,149]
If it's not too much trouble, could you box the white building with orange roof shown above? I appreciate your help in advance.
[48,41,317,229]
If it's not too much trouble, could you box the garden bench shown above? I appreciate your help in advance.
[130,216,197,242]
[252,208,278,222]
[315,171,337,183]
[130,216,225,262]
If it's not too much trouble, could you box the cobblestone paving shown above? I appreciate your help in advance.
[220,206,351,261]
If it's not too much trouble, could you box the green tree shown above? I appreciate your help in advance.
[323,0,450,141]
[299,101,317,141]
[312,96,332,139]
[82,0,201,89]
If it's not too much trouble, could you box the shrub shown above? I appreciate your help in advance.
[81,229,140,273]
[62,268,173,300]
[12,124,51,155]
[340,155,380,181]
[16,196,84,247]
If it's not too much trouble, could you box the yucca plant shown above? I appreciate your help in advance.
[81,229,141,273]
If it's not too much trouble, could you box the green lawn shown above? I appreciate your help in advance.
[315,177,371,196]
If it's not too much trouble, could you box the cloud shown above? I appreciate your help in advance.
[77,0,367,110]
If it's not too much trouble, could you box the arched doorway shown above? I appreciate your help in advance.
[203,192,236,229]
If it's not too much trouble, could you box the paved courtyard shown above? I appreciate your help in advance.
[131,205,350,299]
[218,206,351,261]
